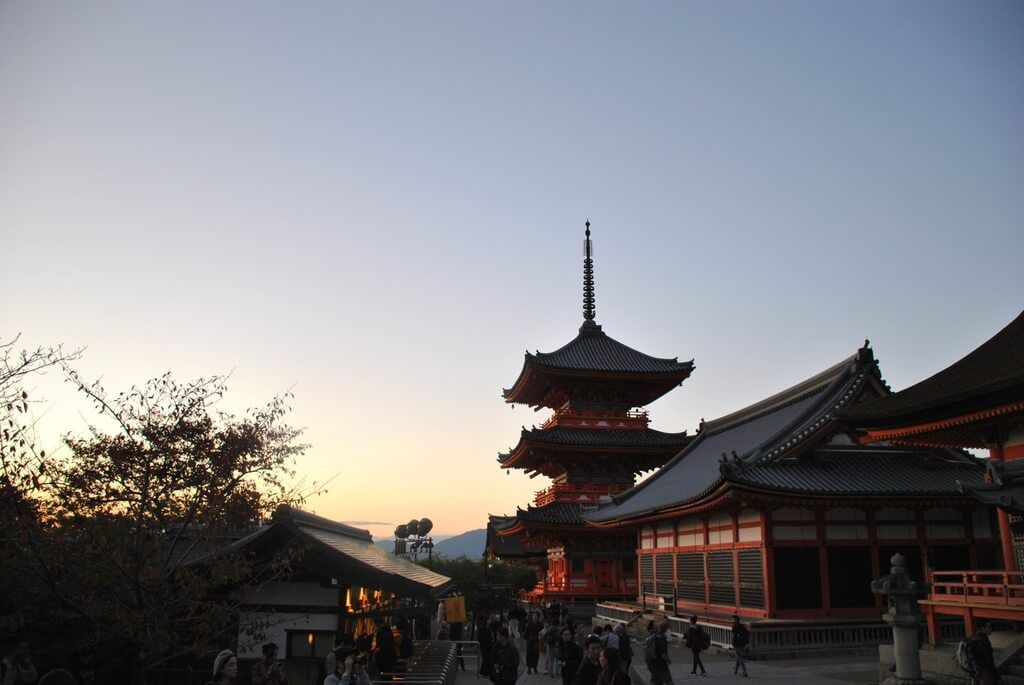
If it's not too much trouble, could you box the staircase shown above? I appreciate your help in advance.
[1003,651,1024,685]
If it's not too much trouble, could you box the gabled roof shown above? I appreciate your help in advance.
[213,506,451,597]
[498,427,691,465]
[841,310,1024,433]
[503,324,694,406]
[586,347,886,524]
[485,519,546,558]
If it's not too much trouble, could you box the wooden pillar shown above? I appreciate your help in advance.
[762,511,775,617]
[818,511,831,615]
[924,606,941,646]
[991,446,1018,572]
[731,512,741,610]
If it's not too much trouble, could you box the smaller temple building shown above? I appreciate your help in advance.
[213,506,450,678]
[587,344,993,622]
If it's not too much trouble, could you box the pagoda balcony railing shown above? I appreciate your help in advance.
[541,408,649,430]
[534,482,628,506]
[928,570,1024,607]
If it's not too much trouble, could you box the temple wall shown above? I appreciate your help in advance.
[635,504,1000,618]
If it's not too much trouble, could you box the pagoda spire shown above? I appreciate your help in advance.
[582,220,597,327]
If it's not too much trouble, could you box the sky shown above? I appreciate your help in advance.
[2,2,1022,539]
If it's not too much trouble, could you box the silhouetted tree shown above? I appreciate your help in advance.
[2,369,308,683]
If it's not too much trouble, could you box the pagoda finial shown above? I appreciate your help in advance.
[582,219,596,325]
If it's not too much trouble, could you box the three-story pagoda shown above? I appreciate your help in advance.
[486,222,693,604]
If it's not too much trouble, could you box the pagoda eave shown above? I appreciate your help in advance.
[503,364,693,407]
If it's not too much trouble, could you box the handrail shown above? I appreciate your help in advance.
[928,569,1024,607]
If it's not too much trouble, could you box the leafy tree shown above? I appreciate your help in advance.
[2,369,307,683]
[423,557,537,614]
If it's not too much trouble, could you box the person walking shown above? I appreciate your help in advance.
[968,620,998,685]
[646,621,673,685]
[558,626,583,685]
[543,621,561,677]
[682,616,707,678]
[449,620,467,672]
[614,625,632,673]
[731,614,749,677]
[525,613,543,674]
[596,647,630,685]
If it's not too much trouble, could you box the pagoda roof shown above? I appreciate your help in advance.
[490,502,588,534]
[498,427,691,464]
[841,310,1024,446]
[587,345,922,524]
[503,323,694,406]
[203,506,451,597]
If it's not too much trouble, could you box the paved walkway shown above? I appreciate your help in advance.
[453,641,880,685]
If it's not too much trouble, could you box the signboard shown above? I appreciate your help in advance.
[444,596,467,623]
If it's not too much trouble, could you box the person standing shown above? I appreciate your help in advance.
[478,614,494,678]
[252,643,287,685]
[525,613,543,674]
[596,647,630,685]
[731,615,749,678]
[492,628,520,685]
[577,638,603,685]
[374,619,397,677]
[543,621,560,677]
[646,621,674,685]
[682,616,707,678]
[0,637,38,685]
[968,620,998,685]
[558,627,583,685]
[449,620,466,671]
[207,649,238,685]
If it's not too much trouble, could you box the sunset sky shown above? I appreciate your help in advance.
[2,2,1022,539]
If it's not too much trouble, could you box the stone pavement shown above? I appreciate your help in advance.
[452,640,881,685]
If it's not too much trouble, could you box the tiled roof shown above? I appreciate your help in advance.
[586,347,884,523]
[492,503,588,529]
[523,325,692,375]
[842,310,1024,429]
[498,427,691,463]
[515,502,588,525]
[213,506,450,595]
[734,449,983,495]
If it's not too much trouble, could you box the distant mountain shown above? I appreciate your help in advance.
[433,529,486,559]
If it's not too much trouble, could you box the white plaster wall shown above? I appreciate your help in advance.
[237,611,338,659]
[233,581,340,607]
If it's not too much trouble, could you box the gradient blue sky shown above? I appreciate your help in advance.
[2,2,1022,538]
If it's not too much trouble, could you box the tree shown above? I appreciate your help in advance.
[2,369,308,682]
[0,335,81,507]
[423,557,537,614]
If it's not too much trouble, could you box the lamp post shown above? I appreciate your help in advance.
[394,517,435,569]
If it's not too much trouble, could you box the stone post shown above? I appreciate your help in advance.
[871,553,931,685]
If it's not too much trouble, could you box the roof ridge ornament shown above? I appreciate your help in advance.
[581,219,600,332]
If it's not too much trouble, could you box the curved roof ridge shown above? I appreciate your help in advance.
[705,353,859,435]
[587,347,875,523]
[273,505,373,541]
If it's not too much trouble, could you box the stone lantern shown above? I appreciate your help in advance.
[871,552,931,684]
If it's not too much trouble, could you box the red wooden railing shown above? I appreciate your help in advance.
[928,571,1024,606]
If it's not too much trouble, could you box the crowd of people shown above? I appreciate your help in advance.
[472,608,756,684]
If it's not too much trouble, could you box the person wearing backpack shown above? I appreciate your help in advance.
[968,620,998,685]
[683,616,708,678]
[731,614,750,678]
[544,621,561,677]
[646,620,673,685]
